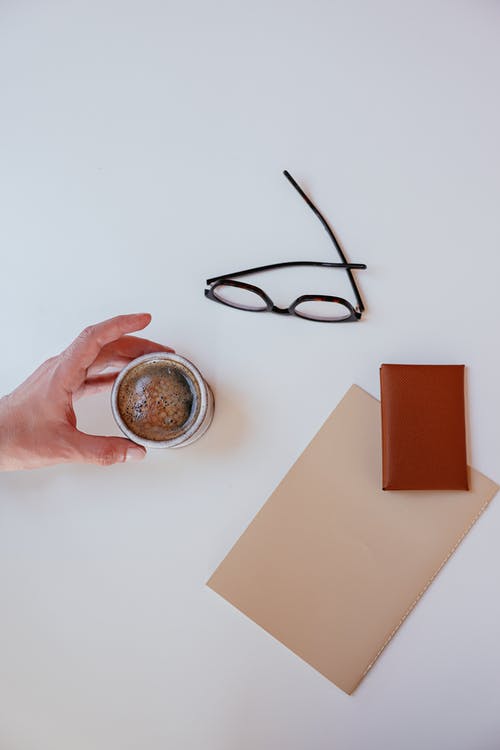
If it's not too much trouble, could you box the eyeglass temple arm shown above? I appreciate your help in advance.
[283,170,365,312]
[206,260,366,285]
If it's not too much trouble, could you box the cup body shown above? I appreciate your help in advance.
[111,352,214,449]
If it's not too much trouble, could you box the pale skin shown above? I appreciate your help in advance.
[0,313,174,471]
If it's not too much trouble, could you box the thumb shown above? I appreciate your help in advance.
[70,431,146,466]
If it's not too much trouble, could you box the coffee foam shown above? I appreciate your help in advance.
[117,359,200,442]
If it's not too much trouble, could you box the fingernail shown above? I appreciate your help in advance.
[126,446,146,462]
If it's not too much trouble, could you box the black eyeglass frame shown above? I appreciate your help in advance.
[204,170,367,323]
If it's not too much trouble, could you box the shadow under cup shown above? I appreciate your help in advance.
[111,353,214,448]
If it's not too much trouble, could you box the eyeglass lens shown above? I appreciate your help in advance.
[213,284,268,311]
[293,299,351,321]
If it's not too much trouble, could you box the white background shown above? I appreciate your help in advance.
[1,1,500,748]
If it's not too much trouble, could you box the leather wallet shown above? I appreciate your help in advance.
[380,364,468,490]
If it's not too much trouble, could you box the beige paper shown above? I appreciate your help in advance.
[208,385,498,694]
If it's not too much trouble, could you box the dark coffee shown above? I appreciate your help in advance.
[116,359,200,442]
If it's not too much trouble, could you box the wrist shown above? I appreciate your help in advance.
[0,394,17,471]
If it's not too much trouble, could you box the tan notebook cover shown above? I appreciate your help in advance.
[208,385,498,694]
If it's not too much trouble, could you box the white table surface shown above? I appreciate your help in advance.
[1,1,500,748]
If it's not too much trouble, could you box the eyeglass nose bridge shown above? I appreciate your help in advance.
[271,305,291,315]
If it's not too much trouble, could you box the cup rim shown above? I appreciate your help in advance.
[110,352,208,448]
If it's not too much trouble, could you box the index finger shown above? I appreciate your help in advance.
[58,313,152,389]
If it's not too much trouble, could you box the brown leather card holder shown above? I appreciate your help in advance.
[380,364,468,491]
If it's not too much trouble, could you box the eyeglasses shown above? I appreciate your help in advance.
[205,170,367,322]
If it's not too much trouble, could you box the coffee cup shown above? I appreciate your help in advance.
[111,353,214,448]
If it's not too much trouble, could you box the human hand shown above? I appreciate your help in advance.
[0,313,174,471]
